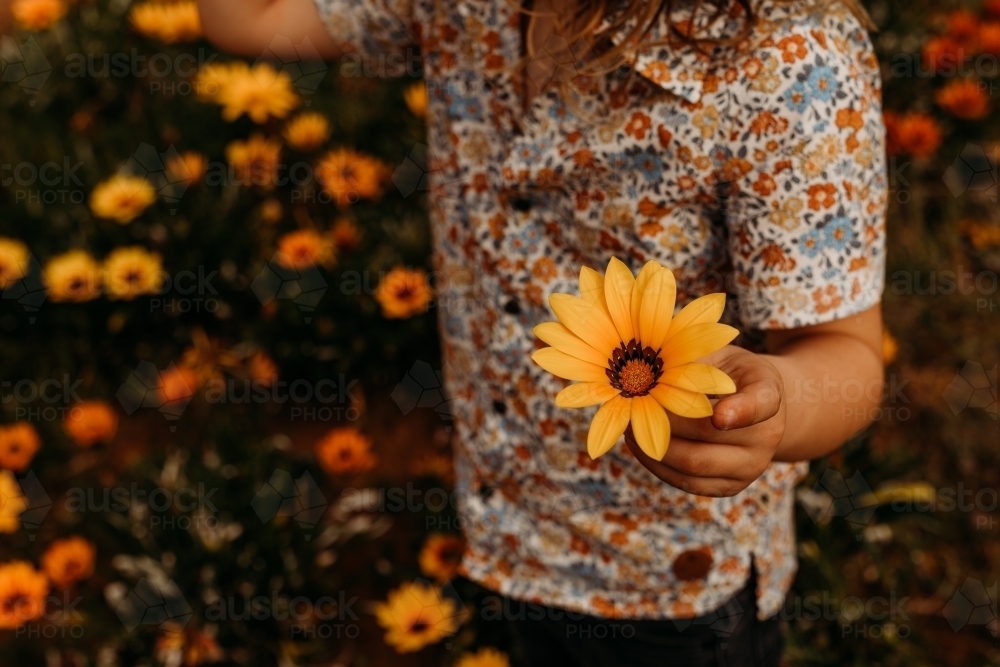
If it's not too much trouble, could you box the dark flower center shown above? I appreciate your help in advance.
[606,339,662,397]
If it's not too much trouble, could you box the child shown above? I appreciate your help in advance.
[199,0,886,664]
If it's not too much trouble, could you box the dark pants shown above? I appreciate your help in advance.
[507,572,784,667]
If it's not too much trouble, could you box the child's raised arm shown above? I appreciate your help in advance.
[196,0,342,58]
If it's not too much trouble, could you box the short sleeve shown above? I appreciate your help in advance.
[313,0,416,56]
[721,4,887,330]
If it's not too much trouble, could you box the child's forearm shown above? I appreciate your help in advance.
[197,0,341,57]
[766,309,884,462]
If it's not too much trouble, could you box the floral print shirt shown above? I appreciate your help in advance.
[315,0,887,619]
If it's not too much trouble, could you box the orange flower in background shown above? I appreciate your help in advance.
[374,581,466,653]
[157,366,199,405]
[315,427,377,475]
[0,423,40,472]
[922,37,968,73]
[418,533,464,582]
[11,0,67,30]
[247,352,278,386]
[43,250,102,302]
[64,401,118,447]
[945,8,979,41]
[0,562,48,628]
[0,471,27,534]
[258,199,284,224]
[404,82,429,119]
[882,330,899,366]
[980,22,1000,56]
[226,134,282,189]
[283,112,331,152]
[987,0,1000,17]
[275,229,335,270]
[531,258,738,460]
[41,536,95,590]
[156,624,224,667]
[332,217,362,252]
[166,151,208,186]
[0,237,30,289]
[89,174,157,224]
[456,648,511,667]
[103,246,164,300]
[210,62,300,124]
[960,218,1000,249]
[884,111,942,158]
[375,267,432,318]
[935,79,991,119]
[315,148,387,207]
[129,1,202,43]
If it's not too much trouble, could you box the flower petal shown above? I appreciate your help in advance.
[603,257,636,343]
[579,266,608,314]
[587,395,631,459]
[556,382,619,408]
[532,348,610,382]
[630,394,671,460]
[663,323,739,367]
[659,363,737,395]
[533,322,609,367]
[665,293,727,342]
[649,384,714,418]
[639,268,677,352]
[630,260,662,336]
[548,293,620,357]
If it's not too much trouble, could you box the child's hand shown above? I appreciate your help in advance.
[624,345,786,497]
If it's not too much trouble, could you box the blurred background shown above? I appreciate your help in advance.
[0,0,997,665]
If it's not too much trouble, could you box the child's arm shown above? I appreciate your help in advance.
[625,304,883,497]
[196,0,342,58]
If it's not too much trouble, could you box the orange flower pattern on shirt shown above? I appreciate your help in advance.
[314,0,886,620]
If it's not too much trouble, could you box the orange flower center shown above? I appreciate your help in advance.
[607,339,663,397]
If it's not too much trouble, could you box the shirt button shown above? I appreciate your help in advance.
[510,195,533,212]
[492,400,507,415]
[672,548,714,581]
[503,299,521,315]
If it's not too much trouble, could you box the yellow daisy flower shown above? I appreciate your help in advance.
[418,533,464,582]
[11,0,67,31]
[315,427,377,475]
[225,134,282,189]
[531,257,738,461]
[214,63,300,124]
[315,148,387,208]
[275,229,335,270]
[129,1,202,44]
[41,536,96,590]
[0,422,41,473]
[89,175,157,224]
[0,237,30,289]
[283,112,331,152]
[103,246,164,300]
[374,581,466,653]
[165,151,208,186]
[43,250,102,303]
[0,561,48,628]
[457,648,511,667]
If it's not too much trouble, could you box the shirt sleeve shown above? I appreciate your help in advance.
[721,5,887,330]
[313,0,417,56]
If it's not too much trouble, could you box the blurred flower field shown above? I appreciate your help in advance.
[0,0,997,666]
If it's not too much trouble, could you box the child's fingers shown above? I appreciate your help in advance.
[625,438,748,498]
[711,375,782,431]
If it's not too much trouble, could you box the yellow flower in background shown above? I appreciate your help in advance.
[331,217,362,252]
[166,151,208,186]
[103,246,164,300]
[315,148,387,208]
[195,61,242,101]
[43,250,102,302]
[129,1,202,43]
[315,427,377,475]
[283,112,331,152]
[89,174,157,224]
[0,237,30,289]
[0,561,48,628]
[226,134,282,189]
[532,257,738,460]
[213,62,299,124]
[64,401,119,447]
[11,0,67,31]
[41,536,95,590]
[0,471,28,534]
[375,267,432,319]
[404,82,429,119]
[275,229,335,270]
[374,581,466,653]
[258,198,284,224]
[457,648,511,667]
[882,330,898,366]
[0,422,40,472]
[246,351,278,386]
[418,533,464,582]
